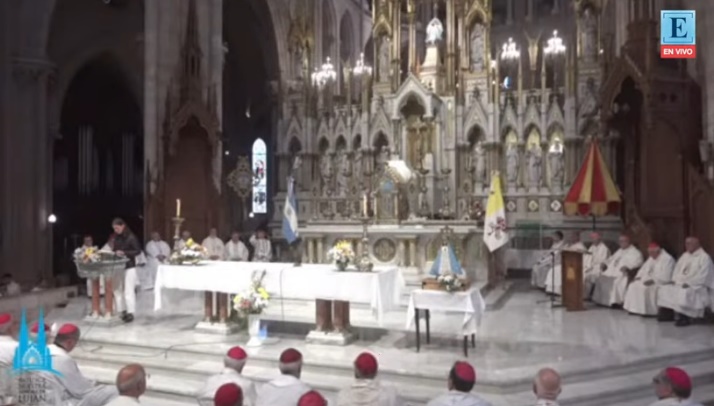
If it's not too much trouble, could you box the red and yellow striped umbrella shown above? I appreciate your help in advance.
[564,139,621,217]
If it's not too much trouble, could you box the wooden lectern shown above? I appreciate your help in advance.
[561,251,585,311]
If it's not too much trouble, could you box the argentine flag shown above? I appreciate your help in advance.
[282,176,299,244]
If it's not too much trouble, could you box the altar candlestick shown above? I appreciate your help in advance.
[362,194,368,217]
[176,199,181,218]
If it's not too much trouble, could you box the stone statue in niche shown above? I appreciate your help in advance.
[581,7,598,63]
[426,17,444,45]
[505,145,519,184]
[470,23,486,72]
[376,145,391,173]
[378,37,391,83]
[526,144,543,188]
[577,78,600,135]
[549,141,564,187]
[335,150,351,198]
[469,141,486,184]
[319,152,334,197]
[293,46,305,80]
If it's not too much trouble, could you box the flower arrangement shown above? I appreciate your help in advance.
[232,270,270,315]
[74,246,100,264]
[327,240,355,271]
[170,238,208,265]
[437,273,465,292]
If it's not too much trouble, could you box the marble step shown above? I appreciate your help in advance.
[71,340,714,406]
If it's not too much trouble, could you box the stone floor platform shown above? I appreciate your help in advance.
[44,285,714,406]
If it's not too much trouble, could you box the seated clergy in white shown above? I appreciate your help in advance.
[174,230,191,251]
[256,348,310,406]
[592,234,644,307]
[225,231,250,262]
[300,391,328,406]
[50,323,119,406]
[657,236,714,327]
[623,242,675,316]
[214,383,244,406]
[197,346,256,406]
[583,232,611,297]
[427,361,492,406]
[545,231,587,295]
[144,231,171,290]
[0,313,17,366]
[649,367,704,406]
[106,363,147,405]
[531,231,566,289]
[202,227,226,260]
[336,352,404,406]
[250,230,272,262]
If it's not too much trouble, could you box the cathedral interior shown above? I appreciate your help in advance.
[0,0,713,285]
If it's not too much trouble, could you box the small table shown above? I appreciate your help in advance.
[406,287,485,357]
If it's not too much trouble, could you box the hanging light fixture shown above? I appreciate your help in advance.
[544,30,566,56]
[311,57,337,88]
[352,52,372,77]
[500,38,521,60]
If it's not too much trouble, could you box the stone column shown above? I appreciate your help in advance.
[409,239,417,267]
[316,238,324,263]
[2,58,54,286]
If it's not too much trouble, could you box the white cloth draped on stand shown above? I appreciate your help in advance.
[202,236,225,260]
[592,245,643,306]
[623,250,675,316]
[406,288,485,336]
[531,241,566,288]
[144,240,171,290]
[545,241,587,295]
[583,242,611,295]
[657,248,714,318]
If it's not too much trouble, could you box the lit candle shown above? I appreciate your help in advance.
[176,199,181,218]
[362,194,368,217]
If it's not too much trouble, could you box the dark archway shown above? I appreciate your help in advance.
[53,54,143,272]
[223,0,280,232]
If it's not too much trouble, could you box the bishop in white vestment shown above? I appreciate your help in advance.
[197,346,256,406]
[592,234,643,307]
[623,243,675,316]
[427,362,492,406]
[657,237,714,326]
[545,232,587,295]
[145,232,171,290]
[256,348,311,406]
[203,228,226,260]
[583,233,611,297]
[51,324,119,406]
[531,231,566,289]
[250,230,273,262]
[337,352,404,406]
[649,367,704,406]
[225,232,250,262]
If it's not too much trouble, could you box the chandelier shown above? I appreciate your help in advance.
[501,38,520,60]
[352,53,372,77]
[544,30,566,56]
[311,57,337,87]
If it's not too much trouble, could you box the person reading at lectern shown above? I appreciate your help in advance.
[531,231,565,289]
[623,242,675,316]
[656,237,714,327]
[545,231,587,296]
[250,229,272,262]
[226,231,250,262]
[583,232,610,299]
[203,227,226,260]
[592,234,643,308]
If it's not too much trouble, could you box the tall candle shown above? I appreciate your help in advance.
[176,199,181,218]
[362,194,368,217]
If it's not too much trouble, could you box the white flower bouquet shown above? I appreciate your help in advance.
[327,240,355,271]
[169,238,208,265]
[74,246,100,264]
[437,273,464,292]
[232,270,270,315]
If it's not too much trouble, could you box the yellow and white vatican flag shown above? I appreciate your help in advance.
[483,171,509,252]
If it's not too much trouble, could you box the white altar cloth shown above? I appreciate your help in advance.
[154,262,403,324]
[406,288,485,335]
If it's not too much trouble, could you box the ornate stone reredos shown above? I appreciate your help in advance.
[500,99,518,135]
[166,0,220,156]
[370,103,391,146]
[523,97,541,133]
[464,98,488,142]
[465,0,491,28]
[392,74,441,120]
[317,116,331,144]
[282,114,303,154]
[334,112,348,139]
[547,98,565,130]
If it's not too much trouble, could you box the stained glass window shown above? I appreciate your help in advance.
[252,138,267,214]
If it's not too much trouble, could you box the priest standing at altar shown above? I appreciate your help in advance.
[583,232,611,298]
[545,231,587,295]
[145,232,170,290]
[203,228,225,260]
[623,242,675,316]
[592,234,643,307]
[226,231,250,261]
[531,231,566,289]
[250,230,272,262]
[657,237,714,327]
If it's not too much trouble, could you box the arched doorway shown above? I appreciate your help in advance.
[223,0,280,232]
[53,54,143,272]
